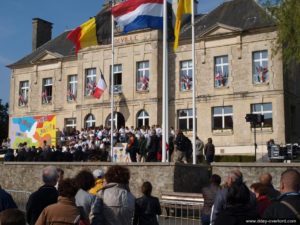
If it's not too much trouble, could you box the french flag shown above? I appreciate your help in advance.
[93,72,107,99]
[112,0,163,33]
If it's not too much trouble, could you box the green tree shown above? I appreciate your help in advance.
[263,0,300,63]
[0,99,9,143]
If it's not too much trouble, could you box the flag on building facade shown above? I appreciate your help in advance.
[67,17,98,53]
[112,0,163,33]
[93,72,107,99]
[174,0,191,50]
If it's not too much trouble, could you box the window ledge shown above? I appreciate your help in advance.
[18,105,28,108]
[251,127,273,133]
[253,82,269,86]
[214,86,229,89]
[136,90,149,94]
[212,129,233,136]
[180,90,193,93]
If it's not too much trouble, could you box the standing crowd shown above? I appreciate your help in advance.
[0,165,161,225]
[0,165,300,224]
[2,125,215,164]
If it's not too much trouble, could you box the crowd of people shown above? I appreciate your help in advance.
[0,165,162,225]
[0,165,299,225]
[1,125,215,164]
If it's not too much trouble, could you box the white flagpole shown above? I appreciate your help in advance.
[162,0,168,163]
[192,0,196,164]
[111,6,115,161]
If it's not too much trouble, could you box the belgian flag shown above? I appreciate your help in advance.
[174,0,191,50]
[67,8,111,54]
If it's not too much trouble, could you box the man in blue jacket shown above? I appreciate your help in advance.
[0,186,17,212]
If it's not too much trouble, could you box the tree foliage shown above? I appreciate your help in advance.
[263,0,300,63]
[0,99,9,143]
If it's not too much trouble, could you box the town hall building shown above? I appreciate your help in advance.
[7,0,300,158]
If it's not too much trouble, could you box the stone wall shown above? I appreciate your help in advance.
[3,162,298,198]
[0,162,209,198]
[212,162,300,190]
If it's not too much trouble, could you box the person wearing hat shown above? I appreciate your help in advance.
[89,169,105,195]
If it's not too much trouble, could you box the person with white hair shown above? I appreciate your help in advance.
[210,169,256,225]
[26,166,59,225]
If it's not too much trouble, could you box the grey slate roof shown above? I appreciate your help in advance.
[9,0,276,68]
[181,0,276,39]
[8,31,75,68]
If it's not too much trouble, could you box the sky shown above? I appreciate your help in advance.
[0,0,225,104]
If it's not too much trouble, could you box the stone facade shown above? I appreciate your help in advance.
[8,1,300,158]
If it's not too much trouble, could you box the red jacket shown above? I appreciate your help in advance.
[257,195,272,217]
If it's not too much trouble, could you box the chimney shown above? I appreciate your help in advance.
[32,18,52,51]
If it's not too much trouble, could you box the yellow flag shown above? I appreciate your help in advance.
[174,0,192,51]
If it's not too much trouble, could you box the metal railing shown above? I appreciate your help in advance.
[6,189,31,212]
[159,192,203,225]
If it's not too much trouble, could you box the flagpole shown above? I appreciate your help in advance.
[162,0,168,163]
[111,6,115,161]
[192,0,196,164]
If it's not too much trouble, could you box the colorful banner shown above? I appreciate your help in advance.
[9,115,56,148]
[112,146,131,163]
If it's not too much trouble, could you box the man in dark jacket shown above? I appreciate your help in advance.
[173,130,188,163]
[133,181,161,225]
[263,169,300,221]
[204,138,215,165]
[0,187,17,212]
[146,130,160,162]
[26,166,59,225]
[259,173,280,201]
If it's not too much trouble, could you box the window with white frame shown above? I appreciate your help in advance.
[19,81,29,106]
[214,56,229,87]
[85,114,96,128]
[178,109,195,131]
[110,64,122,93]
[212,106,233,130]
[253,50,268,84]
[251,103,272,128]
[85,68,96,96]
[67,75,77,102]
[42,78,53,104]
[65,118,76,134]
[180,60,193,91]
[137,110,149,128]
[136,61,150,91]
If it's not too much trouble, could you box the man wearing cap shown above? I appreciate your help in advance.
[89,169,105,195]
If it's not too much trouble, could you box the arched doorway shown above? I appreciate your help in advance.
[105,112,125,129]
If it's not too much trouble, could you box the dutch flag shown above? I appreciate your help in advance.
[112,0,163,33]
